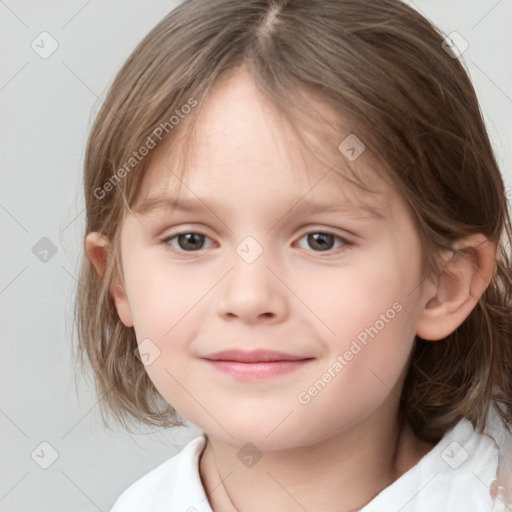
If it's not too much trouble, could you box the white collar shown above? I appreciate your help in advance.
[110,412,504,511]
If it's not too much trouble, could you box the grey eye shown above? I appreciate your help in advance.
[296,232,345,252]
[165,232,214,251]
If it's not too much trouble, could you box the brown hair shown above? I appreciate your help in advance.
[74,0,512,441]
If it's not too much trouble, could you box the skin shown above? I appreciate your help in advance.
[87,65,496,512]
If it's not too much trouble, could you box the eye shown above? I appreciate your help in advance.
[163,232,214,253]
[162,229,351,256]
[295,231,350,253]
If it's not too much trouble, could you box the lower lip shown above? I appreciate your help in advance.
[204,359,312,379]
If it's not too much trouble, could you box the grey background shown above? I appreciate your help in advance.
[1,1,511,511]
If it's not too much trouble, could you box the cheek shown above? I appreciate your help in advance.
[122,255,212,396]
[300,249,419,342]
[296,247,421,394]
[124,254,206,337]
[291,280,417,438]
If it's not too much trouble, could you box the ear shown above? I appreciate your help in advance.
[85,232,134,328]
[415,234,496,341]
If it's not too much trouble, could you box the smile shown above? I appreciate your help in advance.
[201,350,315,380]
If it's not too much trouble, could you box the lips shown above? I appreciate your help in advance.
[202,350,314,380]
[202,349,312,363]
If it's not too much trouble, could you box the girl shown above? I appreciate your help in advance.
[75,0,512,510]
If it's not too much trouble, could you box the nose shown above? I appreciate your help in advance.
[216,243,289,324]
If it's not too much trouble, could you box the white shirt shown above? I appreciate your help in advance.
[109,411,511,512]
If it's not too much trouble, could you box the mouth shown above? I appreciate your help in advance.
[202,349,312,363]
[201,350,315,379]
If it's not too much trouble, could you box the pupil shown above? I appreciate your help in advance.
[309,233,333,251]
[180,233,203,250]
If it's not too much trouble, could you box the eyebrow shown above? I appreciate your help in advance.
[133,194,385,220]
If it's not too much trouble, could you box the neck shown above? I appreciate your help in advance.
[199,408,435,512]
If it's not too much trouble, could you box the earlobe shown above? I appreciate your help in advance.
[416,234,496,341]
[111,282,135,328]
[85,232,134,328]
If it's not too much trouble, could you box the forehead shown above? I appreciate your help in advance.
[132,66,396,219]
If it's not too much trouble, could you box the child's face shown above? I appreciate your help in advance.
[114,67,432,449]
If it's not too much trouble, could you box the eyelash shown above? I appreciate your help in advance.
[161,229,353,258]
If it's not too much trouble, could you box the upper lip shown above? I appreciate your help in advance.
[202,349,312,363]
